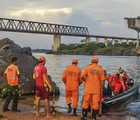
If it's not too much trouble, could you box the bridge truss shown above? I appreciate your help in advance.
[0,18,89,37]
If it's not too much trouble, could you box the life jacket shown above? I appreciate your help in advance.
[119,73,124,77]
[119,72,129,82]
[5,64,19,86]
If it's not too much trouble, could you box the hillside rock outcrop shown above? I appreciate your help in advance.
[0,38,60,96]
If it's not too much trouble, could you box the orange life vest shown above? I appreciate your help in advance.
[4,64,20,86]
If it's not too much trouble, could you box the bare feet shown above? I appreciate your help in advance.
[46,115,53,119]
[36,112,40,117]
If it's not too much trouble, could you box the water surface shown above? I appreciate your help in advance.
[33,53,140,118]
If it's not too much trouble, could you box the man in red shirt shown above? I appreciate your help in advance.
[109,73,125,96]
[33,56,52,118]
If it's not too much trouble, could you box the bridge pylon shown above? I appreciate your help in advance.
[85,36,91,44]
[112,39,115,45]
[136,32,140,47]
[53,35,61,52]
[96,37,99,44]
[119,40,122,44]
[136,32,140,54]
[104,38,108,46]
[126,40,129,45]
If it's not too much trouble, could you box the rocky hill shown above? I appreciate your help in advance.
[0,38,59,96]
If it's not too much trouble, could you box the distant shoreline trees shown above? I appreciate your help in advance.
[55,42,136,56]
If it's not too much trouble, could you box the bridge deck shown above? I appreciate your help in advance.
[0,18,137,40]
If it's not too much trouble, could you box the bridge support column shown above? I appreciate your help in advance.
[85,37,91,44]
[96,37,99,44]
[112,39,115,45]
[133,40,136,44]
[136,32,139,47]
[126,40,129,45]
[53,35,61,52]
[119,40,122,44]
[104,38,108,46]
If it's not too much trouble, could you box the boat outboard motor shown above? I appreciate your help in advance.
[127,78,134,87]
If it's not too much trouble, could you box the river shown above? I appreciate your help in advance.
[33,53,140,119]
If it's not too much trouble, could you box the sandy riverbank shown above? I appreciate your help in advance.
[0,97,138,120]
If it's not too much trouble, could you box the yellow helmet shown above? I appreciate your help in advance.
[118,67,124,73]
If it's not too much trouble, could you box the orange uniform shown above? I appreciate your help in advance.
[62,63,82,108]
[3,57,20,112]
[109,74,125,93]
[4,64,20,86]
[118,67,129,82]
[81,63,104,110]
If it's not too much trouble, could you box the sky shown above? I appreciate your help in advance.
[0,0,139,49]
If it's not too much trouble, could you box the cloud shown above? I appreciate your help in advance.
[112,0,128,3]
[0,0,138,49]
[93,17,103,21]
[100,22,118,28]
[66,11,102,34]
[5,7,73,24]
[10,8,72,17]
[112,0,138,4]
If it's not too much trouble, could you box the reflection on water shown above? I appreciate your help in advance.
[126,100,140,119]
[33,53,140,117]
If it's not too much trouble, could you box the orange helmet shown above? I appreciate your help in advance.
[118,67,124,73]
[91,56,98,63]
[72,59,78,63]
[38,56,46,62]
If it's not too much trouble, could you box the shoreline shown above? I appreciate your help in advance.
[54,53,138,56]
[0,97,138,120]
[32,52,139,57]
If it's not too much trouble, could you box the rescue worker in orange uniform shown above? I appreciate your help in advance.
[33,56,52,118]
[3,57,20,112]
[81,56,104,120]
[109,73,125,96]
[118,67,129,89]
[62,59,82,116]
[118,67,129,82]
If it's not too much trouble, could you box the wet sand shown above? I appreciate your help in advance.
[0,97,138,120]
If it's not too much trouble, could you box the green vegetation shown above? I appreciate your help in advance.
[56,42,136,56]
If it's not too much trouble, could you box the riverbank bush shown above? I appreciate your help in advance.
[56,42,137,56]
